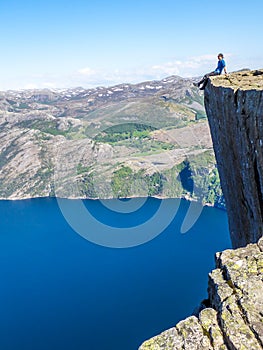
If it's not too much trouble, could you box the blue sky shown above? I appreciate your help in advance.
[0,0,262,90]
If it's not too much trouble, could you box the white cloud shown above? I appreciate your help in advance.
[149,54,221,78]
[190,54,216,63]
[75,53,233,86]
[43,82,57,88]
[1,52,260,92]
[151,62,181,77]
[20,81,57,91]
[77,67,97,76]
[23,83,39,90]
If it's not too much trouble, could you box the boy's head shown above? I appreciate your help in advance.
[218,53,224,60]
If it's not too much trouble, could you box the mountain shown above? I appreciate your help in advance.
[0,75,222,203]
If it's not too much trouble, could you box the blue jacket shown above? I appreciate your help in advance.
[215,59,226,74]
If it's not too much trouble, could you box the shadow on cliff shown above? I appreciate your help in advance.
[179,160,194,194]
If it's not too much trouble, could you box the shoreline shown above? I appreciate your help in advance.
[0,193,226,210]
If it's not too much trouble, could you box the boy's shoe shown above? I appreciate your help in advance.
[193,82,199,87]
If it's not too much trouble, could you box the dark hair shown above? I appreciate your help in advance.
[218,53,224,58]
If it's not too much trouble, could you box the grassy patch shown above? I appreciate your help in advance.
[111,166,164,198]
[94,123,155,143]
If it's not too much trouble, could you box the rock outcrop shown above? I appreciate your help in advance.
[204,70,263,248]
[139,71,263,349]
[139,237,263,350]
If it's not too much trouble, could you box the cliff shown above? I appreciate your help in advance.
[139,237,263,350]
[204,70,263,248]
[139,70,263,349]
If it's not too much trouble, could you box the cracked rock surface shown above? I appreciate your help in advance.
[139,237,263,349]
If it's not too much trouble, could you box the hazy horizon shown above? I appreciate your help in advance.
[1,0,262,90]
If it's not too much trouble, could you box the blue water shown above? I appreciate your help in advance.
[0,198,231,350]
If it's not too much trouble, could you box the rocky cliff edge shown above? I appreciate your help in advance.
[204,69,263,248]
[139,70,263,349]
[139,237,263,350]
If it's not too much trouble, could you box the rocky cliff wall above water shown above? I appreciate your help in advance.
[204,70,263,248]
[139,237,263,350]
[139,70,263,349]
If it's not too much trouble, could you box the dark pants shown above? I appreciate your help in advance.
[198,71,220,88]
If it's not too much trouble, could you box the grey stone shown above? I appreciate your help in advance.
[199,308,227,350]
[138,326,183,350]
[204,70,263,248]
[139,69,263,350]
[139,240,263,350]
[176,316,212,350]
[258,237,263,252]
[208,269,233,309]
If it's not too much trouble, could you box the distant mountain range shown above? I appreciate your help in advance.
[0,76,223,206]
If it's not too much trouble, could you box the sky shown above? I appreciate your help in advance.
[0,0,263,90]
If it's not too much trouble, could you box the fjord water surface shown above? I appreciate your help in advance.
[0,198,230,350]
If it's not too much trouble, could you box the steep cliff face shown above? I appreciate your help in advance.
[205,70,263,248]
[139,238,263,350]
[139,71,263,349]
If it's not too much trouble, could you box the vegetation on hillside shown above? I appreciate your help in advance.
[110,166,164,198]
[163,151,225,207]
[74,150,224,208]
[94,123,154,143]
[0,76,223,205]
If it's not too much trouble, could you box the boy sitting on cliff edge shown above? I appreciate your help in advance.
[194,53,228,90]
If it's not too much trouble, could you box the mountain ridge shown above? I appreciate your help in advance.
[0,75,222,203]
